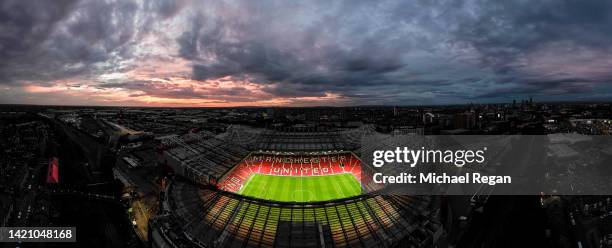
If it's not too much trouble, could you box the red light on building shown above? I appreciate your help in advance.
[47,157,59,184]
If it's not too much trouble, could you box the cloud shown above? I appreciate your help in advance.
[0,0,143,85]
[450,0,612,97]
[1,0,612,106]
[175,0,612,104]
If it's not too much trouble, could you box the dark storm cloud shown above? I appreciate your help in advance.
[457,0,612,52]
[148,0,189,19]
[175,0,612,104]
[176,0,421,100]
[0,0,77,83]
[2,0,612,105]
[0,0,139,84]
[475,78,596,99]
[454,0,612,72]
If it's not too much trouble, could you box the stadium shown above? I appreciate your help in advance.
[150,125,442,248]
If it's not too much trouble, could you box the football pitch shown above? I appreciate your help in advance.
[238,173,362,202]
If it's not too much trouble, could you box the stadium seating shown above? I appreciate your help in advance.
[154,127,438,247]
[162,181,439,247]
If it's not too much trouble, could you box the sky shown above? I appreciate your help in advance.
[1,0,612,107]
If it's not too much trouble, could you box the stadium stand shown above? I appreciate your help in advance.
[159,126,379,189]
[159,132,250,185]
[222,125,376,152]
[150,126,442,248]
[151,180,441,248]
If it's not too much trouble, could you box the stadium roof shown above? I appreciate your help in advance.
[222,125,377,152]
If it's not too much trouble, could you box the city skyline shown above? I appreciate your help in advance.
[2,0,612,107]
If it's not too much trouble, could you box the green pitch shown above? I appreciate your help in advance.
[238,173,362,202]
